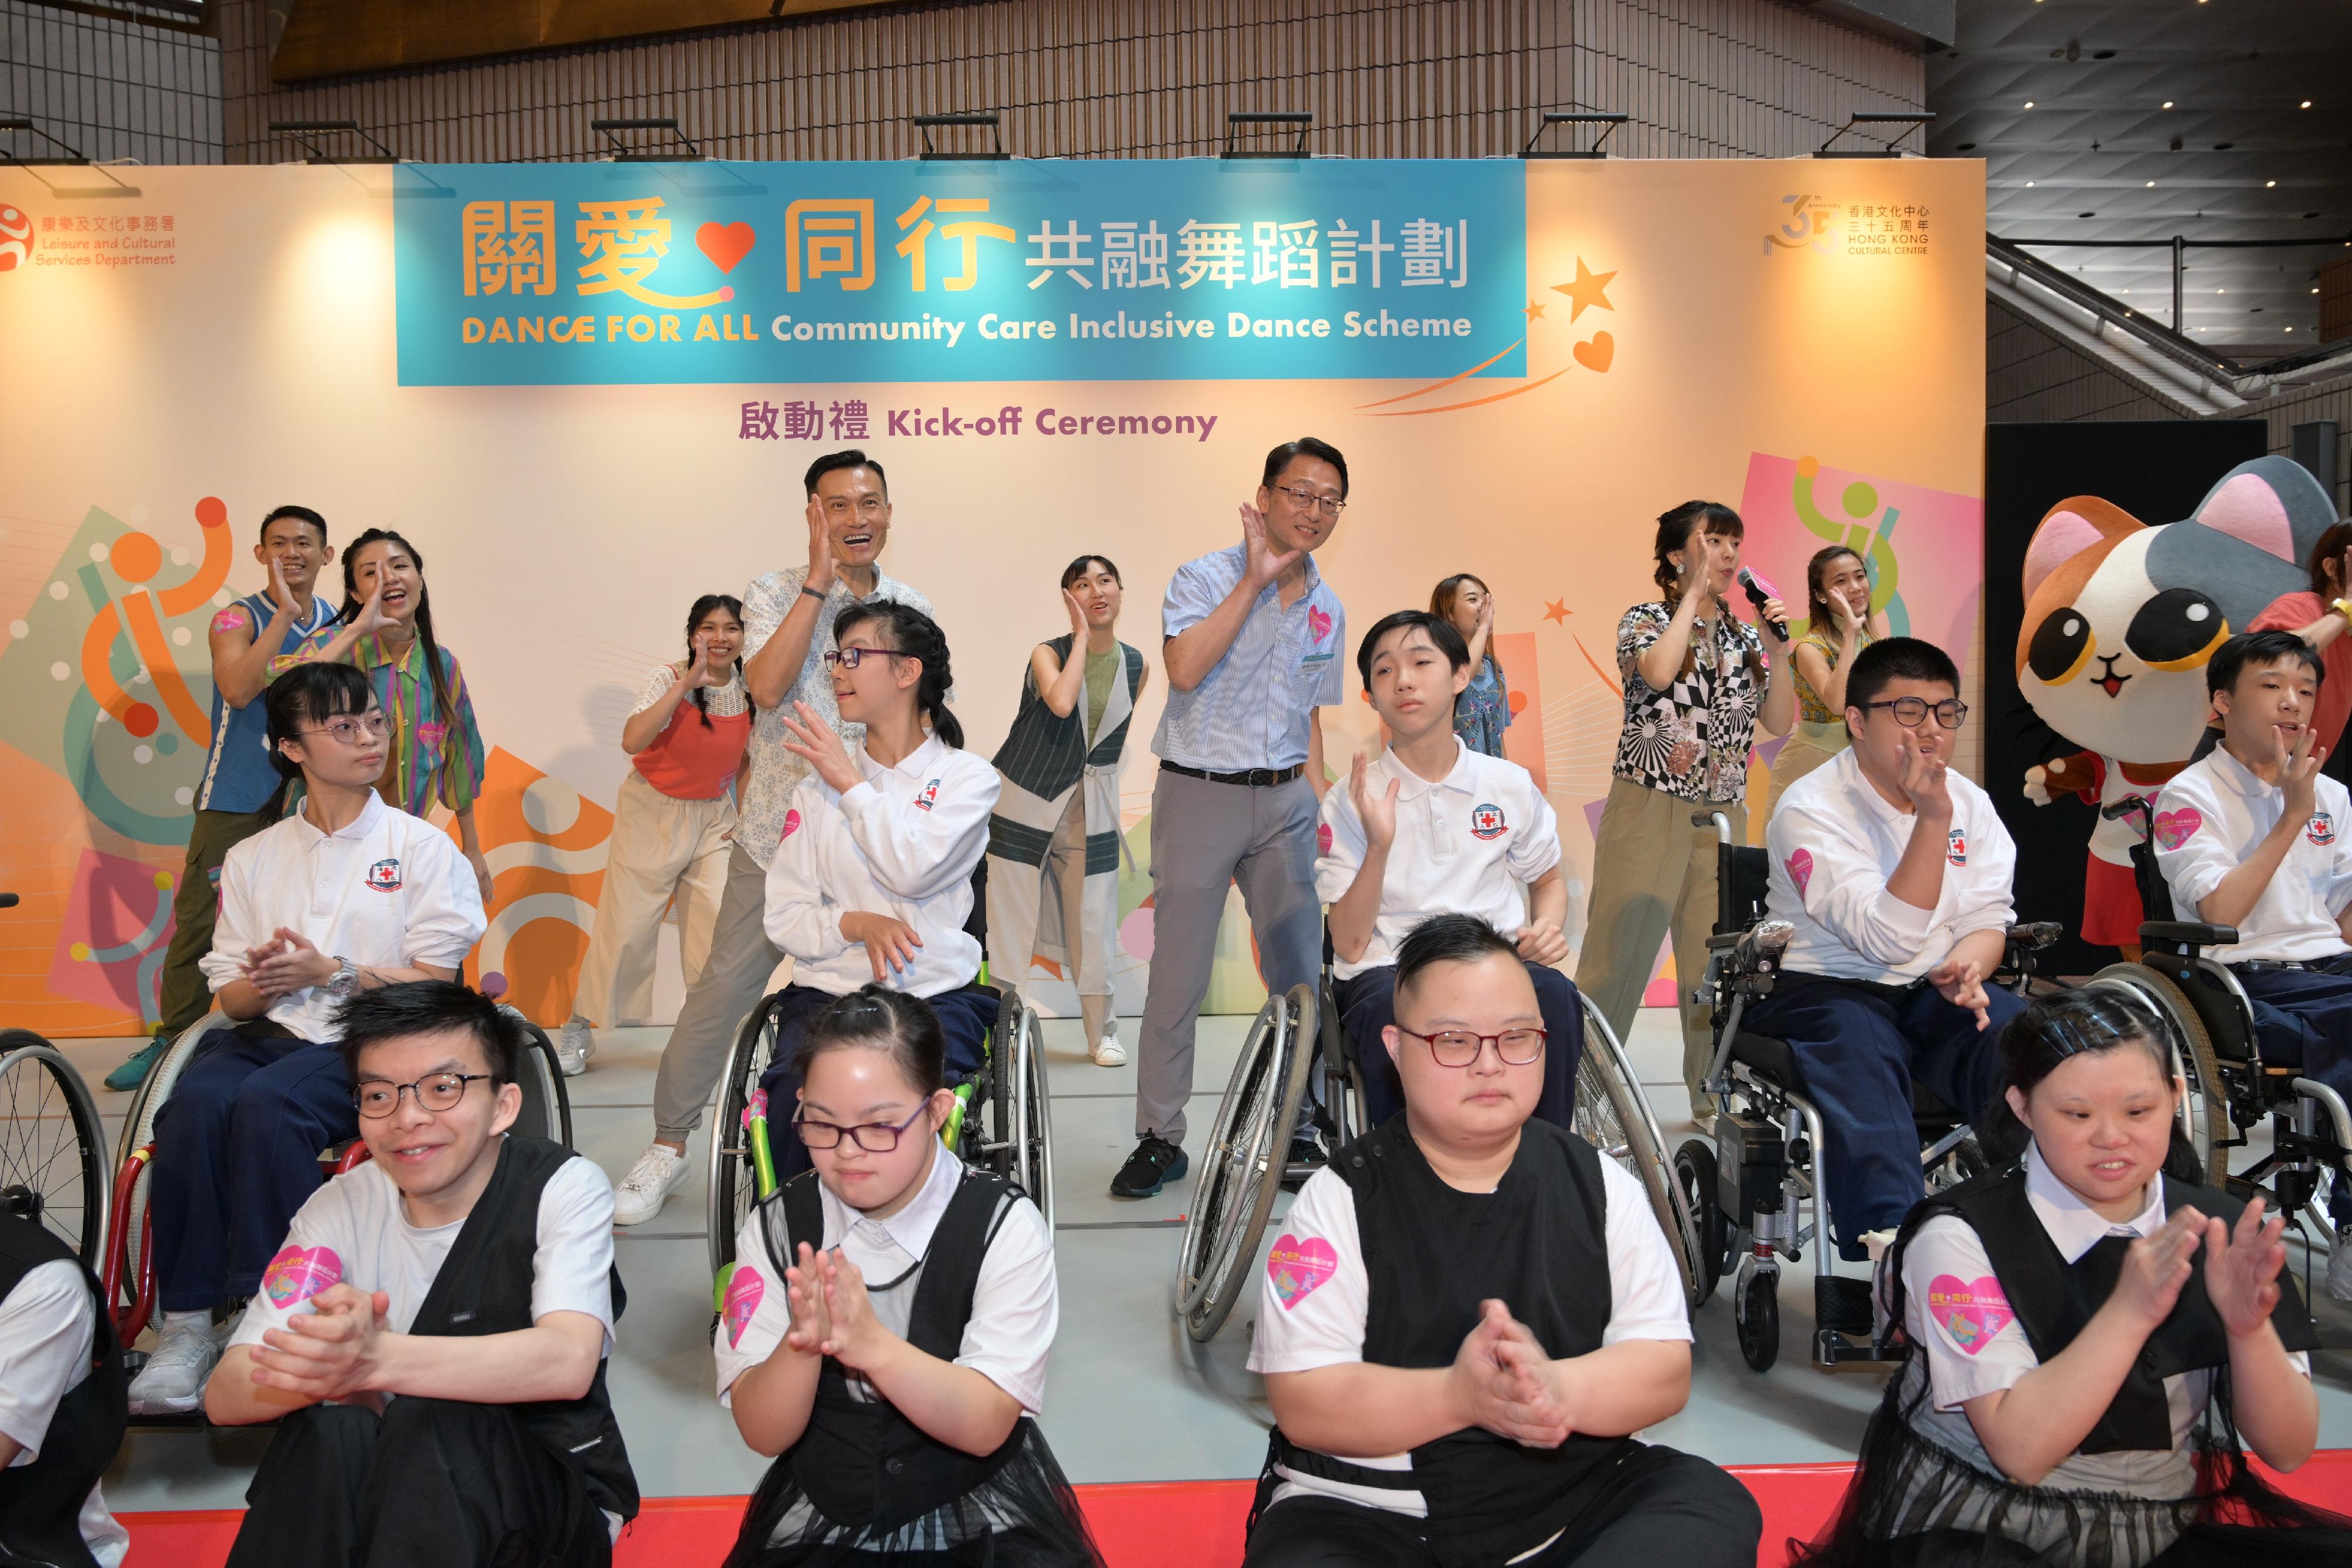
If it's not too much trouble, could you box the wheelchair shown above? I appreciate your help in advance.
[0,892,109,1266]
[101,1001,572,1354]
[705,865,1054,1288]
[1675,811,2060,1373]
[1172,926,1707,1343]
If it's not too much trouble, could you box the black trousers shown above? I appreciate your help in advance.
[224,1398,611,1568]
[1242,1445,1760,1568]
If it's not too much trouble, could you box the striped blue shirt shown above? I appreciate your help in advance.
[1153,544,1345,772]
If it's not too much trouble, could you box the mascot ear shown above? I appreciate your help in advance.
[2189,463,2300,567]
[2023,497,2142,604]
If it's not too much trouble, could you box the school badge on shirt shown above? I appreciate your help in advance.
[1946,828,1967,867]
[1469,803,1507,840]
[2310,811,2338,847]
[914,780,941,811]
[366,858,403,892]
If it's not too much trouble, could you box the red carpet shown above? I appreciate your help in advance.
[111,1453,2352,1567]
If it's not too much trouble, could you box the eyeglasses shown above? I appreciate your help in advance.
[792,1103,930,1151]
[352,1072,491,1119]
[823,644,916,671]
[1270,483,1347,518]
[303,712,392,745]
[1859,697,1970,730]
[1395,1026,1548,1068]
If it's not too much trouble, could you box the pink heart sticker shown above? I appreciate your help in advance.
[1317,823,1334,854]
[1308,606,1334,646]
[1926,1273,2015,1355]
[2151,806,2202,852]
[261,1244,343,1309]
[1785,847,1813,898]
[1267,1232,1338,1311]
[781,807,802,841]
[723,1266,765,1348]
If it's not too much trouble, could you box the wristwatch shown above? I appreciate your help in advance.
[326,957,361,999]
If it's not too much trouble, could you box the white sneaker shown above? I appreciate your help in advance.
[128,1315,219,1415]
[556,1017,594,1077]
[1090,1022,1127,1068]
[612,1143,689,1225]
[2327,1238,2352,1304]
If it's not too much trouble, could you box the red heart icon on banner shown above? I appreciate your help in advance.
[1572,330,1615,373]
[697,221,756,274]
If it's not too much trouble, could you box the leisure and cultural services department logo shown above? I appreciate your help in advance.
[0,203,33,273]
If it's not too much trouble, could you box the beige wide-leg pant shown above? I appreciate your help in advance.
[1575,775,1745,1124]
[572,770,734,1028]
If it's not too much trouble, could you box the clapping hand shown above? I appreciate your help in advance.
[243,928,333,997]
[249,1282,392,1403]
[1448,1300,1569,1448]
[2110,1208,2204,1334]
[781,1241,834,1358]
[805,496,837,593]
[2203,1197,2290,1340]
[1348,751,1399,851]
[817,1248,887,1370]
[1241,502,1300,590]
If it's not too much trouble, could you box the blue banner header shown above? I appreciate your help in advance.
[391,160,1526,386]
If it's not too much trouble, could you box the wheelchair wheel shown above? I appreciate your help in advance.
[1735,1266,1779,1372]
[1315,980,1363,1152]
[0,1034,107,1267]
[1573,1006,1708,1310]
[503,1009,573,1148]
[1672,1139,1728,1304]
[1175,984,1315,1343]
[708,996,787,1281]
[115,1012,222,1303]
[984,991,1054,1234]
[2089,967,2229,1184]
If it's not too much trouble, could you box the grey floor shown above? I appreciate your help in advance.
[41,1011,2352,1513]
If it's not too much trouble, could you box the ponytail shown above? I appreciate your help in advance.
[339,528,456,731]
[833,600,962,749]
[683,592,746,729]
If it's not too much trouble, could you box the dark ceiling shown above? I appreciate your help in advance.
[1926,0,2352,352]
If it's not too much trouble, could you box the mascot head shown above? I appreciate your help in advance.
[2017,456,2337,764]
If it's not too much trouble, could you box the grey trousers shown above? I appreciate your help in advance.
[652,842,786,1142]
[1135,767,1322,1144]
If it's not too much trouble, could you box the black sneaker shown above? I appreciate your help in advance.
[1110,1135,1189,1198]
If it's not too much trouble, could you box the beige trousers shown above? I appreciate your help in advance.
[1575,775,1746,1122]
[572,770,734,1028]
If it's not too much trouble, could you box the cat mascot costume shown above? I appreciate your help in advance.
[2018,455,2338,954]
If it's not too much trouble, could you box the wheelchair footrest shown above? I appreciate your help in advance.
[1811,1275,1894,1369]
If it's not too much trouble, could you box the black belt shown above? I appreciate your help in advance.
[1160,760,1304,788]
[2231,959,2308,974]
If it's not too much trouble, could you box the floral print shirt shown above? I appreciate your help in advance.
[1452,654,1512,758]
[1612,601,1766,804]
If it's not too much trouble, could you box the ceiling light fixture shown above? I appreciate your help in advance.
[2162,101,2174,110]
[2269,180,2278,188]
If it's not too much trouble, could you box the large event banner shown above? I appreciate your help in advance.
[0,160,1983,1036]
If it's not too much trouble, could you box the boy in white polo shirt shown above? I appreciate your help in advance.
[1318,610,1577,1133]
[1749,637,2025,1259]
[129,663,487,1415]
[2151,628,2352,1290]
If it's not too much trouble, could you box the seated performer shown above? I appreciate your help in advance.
[1243,914,1762,1568]
[1318,610,1578,1134]
[1800,986,2348,1568]
[2151,628,2352,1296]
[0,1211,128,1568]
[206,982,637,1567]
[128,663,487,1414]
[759,601,1001,1185]
[1750,636,2026,1259]
[714,988,1100,1567]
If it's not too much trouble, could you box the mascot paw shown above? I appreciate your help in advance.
[2023,765,2053,807]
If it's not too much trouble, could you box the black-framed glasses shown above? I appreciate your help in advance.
[792,1102,931,1151]
[1270,483,1347,518]
[305,712,393,745]
[824,644,917,671]
[1395,1026,1548,1068]
[353,1072,492,1119]
[1859,697,1969,730]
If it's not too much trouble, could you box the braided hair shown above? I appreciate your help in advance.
[833,600,961,749]
[683,593,744,729]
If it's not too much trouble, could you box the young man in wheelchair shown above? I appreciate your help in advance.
[126,664,489,1415]
[1748,637,2026,1259]
[1317,610,1578,1134]
[1242,914,1759,1567]
[2151,628,2352,1293]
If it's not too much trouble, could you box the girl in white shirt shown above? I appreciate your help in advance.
[714,988,1096,1567]
[1799,986,2347,1568]
[761,601,1001,1184]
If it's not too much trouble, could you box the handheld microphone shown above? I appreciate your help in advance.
[1736,566,1789,641]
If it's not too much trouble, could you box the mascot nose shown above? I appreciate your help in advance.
[2094,653,2131,700]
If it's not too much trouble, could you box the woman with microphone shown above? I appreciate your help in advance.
[1577,502,1793,1131]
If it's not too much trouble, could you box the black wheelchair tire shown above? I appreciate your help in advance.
[1735,1268,1779,1373]
[0,1035,107,1268]
[1673,1139,1727,1305]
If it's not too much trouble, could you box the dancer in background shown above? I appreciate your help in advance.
[1431,572,1511,759]
[554,595,750,1075]
[1762,544,1887,823]
[986,556,1147,1068]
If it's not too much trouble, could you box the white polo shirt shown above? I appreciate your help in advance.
[1314,740,1562,980]
[0,1256,126,1568]
[1766,746,2016,984]
[198,793,487,1042]
[763,734,1000,998]
[1247,1155,1689,1519]
[713,1147,1057,1416]
[2151,745,2352,963]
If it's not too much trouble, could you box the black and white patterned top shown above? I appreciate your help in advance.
[1612,601,1767,804]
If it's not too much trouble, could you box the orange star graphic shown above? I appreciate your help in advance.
[1543,599,1570,625]
[1523,299,1548,321]
[1551,258,1616,323]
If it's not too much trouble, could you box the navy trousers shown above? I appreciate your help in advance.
[2233,958,2352,1221]
[754,981,1001,1183]
[1335,962,1585,1134]
[151,1024,358,1312]
[1741,977,2024,1258]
